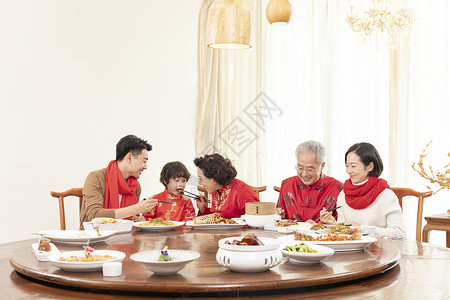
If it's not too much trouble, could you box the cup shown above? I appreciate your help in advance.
[360,225,376,236]
[102,262,122,277]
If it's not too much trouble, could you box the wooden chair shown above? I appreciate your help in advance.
[391,187,433,243]
[50,188,83,230]
[250,185,267,199]
[274,186,280,192]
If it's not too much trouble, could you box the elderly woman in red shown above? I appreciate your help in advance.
[194,153,259,219]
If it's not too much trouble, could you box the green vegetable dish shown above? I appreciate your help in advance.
[157,246,173,261]
[283,243,319,253]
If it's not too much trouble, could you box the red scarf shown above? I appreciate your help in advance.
[344,176,389,209]
[104,160,138,219]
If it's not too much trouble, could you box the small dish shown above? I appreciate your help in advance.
[130,249,200,275]
[281,243,335,264]
[31,242,60,261]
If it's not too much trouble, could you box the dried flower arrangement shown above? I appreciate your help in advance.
[411,141,450,194]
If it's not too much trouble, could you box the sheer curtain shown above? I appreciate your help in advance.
[260,0,450,242]
[196,0,263,185]
[196,0,449,243]
[261,0,391,203]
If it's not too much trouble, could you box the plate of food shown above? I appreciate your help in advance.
[37,230,116,245]
[280,242,335,264]
[48,250,125,272]
[83,218,133,233]
[133,218,185,232]
[278,232,377,252]
[186,213,245,229]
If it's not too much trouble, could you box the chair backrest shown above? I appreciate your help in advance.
[391,187,433,243]
[197,185,267,200]
[250,185,267,199]
[50,188,83,230]
[274,186,280,192]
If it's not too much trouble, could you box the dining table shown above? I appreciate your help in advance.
[4,225,450,299]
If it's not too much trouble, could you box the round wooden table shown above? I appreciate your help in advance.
[10,226,401,295]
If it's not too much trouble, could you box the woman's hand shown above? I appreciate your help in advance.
[195,196,207,213]
[319,207,336,225]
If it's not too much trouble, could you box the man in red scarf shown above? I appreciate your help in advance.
[79,135,158,227]
[276,140,343,223]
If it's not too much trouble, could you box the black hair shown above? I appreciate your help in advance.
[116,135,152,161]
[160,161,191,187]
[345,142,383,177]
[193,153,237,186]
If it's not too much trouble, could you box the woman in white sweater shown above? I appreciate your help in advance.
[320,143,406,238]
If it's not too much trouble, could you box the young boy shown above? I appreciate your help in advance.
[143,161,195,221]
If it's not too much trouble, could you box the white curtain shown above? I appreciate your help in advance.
[260,0,450,242]
[197,0,263,186]
[196,0,449,243]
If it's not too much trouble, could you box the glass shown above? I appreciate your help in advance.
[295,164,318,175]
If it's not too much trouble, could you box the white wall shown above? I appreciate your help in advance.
[0,0,203,243]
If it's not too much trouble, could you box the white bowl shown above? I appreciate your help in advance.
[280,243,334,264]
[241,214,280,228]
[216,236,282,272]
[360,225,376,236]
[130,250,200,275]
[83,219,133,233]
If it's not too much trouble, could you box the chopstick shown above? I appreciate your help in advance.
[143,198,175,205]
[176,189,199,198]
[158,200,175,205]
[177,189,211,203]
[327,206,341,212]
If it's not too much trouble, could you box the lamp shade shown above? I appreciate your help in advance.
[266,0,291,25]
[207,0,252,49]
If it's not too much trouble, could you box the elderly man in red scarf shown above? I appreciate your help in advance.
[79,135,158,227]
[276,140,343,223]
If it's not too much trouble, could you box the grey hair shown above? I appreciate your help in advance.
[295,140,326,164]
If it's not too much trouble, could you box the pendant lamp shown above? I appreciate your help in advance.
[266,0,291,25]
[207,0,252,49]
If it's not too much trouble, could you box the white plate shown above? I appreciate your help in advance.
[218,236,280,252]
[48,250,125,272]
[185,219,246,229]
[83,219,133,233]
[280,243,335,264]
[38,230,116,245]
[133,221,185,232]
[277,234,377,252]
[130,250,200,275]
[31,243,60,261]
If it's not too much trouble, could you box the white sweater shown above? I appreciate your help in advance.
[336,189,406,239]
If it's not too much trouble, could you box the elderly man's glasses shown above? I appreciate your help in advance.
[295,165,318,175]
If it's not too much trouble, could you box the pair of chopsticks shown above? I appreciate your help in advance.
[177,189,200,199]
[177,189,210,202]
[327,206,341,212]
